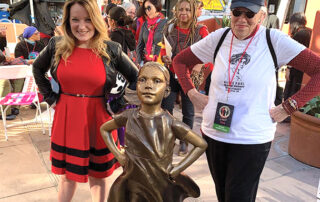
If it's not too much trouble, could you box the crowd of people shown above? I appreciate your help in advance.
[1,0,320,201]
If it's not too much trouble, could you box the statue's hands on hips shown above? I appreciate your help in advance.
[117,153,127,167]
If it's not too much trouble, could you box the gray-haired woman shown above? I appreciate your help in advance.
[172,0,320,201]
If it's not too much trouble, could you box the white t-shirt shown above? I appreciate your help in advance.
[191,26,305,144]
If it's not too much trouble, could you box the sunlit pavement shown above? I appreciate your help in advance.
[0,104,319,202]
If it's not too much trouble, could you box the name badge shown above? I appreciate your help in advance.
[213,102,234,133]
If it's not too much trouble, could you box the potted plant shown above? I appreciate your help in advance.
[300,96,320,118]
[289,96,320,168]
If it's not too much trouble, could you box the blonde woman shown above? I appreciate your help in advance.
[161,0,208,156]
[32,0,138,201]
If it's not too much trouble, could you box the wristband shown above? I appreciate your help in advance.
[282,97,298,115]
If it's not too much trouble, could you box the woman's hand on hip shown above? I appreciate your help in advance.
[269,104,289,122]
[187,88,208,111]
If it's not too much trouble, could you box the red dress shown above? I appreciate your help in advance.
[50,47,119,183]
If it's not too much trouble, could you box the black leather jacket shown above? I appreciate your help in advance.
[33,36,138,106]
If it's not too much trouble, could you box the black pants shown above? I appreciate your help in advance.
[283,68,303,100]
[204,135,271,202]
[161,71,194,129]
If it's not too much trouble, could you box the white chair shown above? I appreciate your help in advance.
[0,65,48,140]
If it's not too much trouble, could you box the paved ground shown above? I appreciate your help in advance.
[0,105,319,202]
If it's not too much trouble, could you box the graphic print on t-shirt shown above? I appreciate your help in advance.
[224,52,251,93]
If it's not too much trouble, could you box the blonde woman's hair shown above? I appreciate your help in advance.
[55,0,110,65]
[166,0,198,45]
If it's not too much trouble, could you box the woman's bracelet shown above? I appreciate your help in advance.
[282,97,298,115]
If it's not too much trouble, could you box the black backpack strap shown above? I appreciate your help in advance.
[266,29,284,105]
[205,28,231,95]
[266,29,278,70]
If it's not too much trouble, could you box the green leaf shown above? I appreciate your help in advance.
[302,96,320,117]
[303,105,312,114]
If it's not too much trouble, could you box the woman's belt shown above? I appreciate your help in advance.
[61,92,104,98]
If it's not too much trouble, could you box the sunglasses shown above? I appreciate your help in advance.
[232,9,256,19]
[144,6,152,12]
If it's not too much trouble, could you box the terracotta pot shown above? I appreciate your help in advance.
[289,111,320,168]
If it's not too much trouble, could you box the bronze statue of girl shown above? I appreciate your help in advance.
[100,62,207,202]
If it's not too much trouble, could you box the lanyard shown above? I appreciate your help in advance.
[227,28,259,100]
[25,41,36,58]
[177,27,190,52]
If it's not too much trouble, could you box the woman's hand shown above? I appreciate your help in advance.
[161,55,172,66]
[269,104,290,122]
[187,88,208,111]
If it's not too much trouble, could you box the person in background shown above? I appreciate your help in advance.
[172,0,320,201]
[107,6,136,53]
[0,26,7,51]
[134,3,146,42]
[129,0,142,13]
[136,0,166,66]
[32,0,138,201]
[107,6,137,147]
[137,0,143,7]
[101,0,109,16]
[121,2,137,37]
[261,0,279,29]
[104,3,117,26]
[0,30,15,120]
[196,0,203,18]
[0,27,28,120]
[283,12,312,111]
[15,26,45,63]
[13,26,45,115]
[122,2,136,20]
[161,0,208,156]
[0,54,16,120]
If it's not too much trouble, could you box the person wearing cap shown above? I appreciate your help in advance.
[172,0,320,201]
[10,26,45,116]
[14,26,45,63]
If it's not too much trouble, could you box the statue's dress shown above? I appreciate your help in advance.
[109,108,200,202]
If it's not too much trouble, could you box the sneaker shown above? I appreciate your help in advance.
[11,108,20,115]
[0,114,16,120]
[178,141,188,156]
